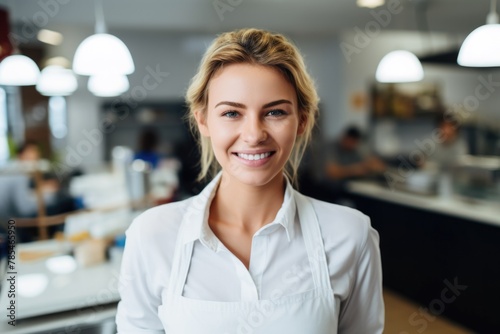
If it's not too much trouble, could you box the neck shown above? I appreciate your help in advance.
[210,172,286,233]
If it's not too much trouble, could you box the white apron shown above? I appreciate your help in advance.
[158,191,339,333]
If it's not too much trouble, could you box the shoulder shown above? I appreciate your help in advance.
[133,197,190,224]
[121,197,197,288]
[305,195,375,256]
[308,196,370,231]
[126,197,193,247]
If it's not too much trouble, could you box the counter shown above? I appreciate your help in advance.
[347,180,500,227]
[0,303,117,334]
[0,204,139,334]
[345,180,500,333]
[0,238,122,333]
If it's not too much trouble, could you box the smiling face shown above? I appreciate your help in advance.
[195,63,304,188]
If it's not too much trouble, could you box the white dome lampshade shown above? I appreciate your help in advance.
[458,1,500,67]
[88,74,129,97]
[0,55,40,86]
[458,25,500,66]
[36,65,78,96]
[376,50,424,83]
[73,33,134,76]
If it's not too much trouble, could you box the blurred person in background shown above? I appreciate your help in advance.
[134,128,161,169]
[430,117,467,173]
[1,142,76,240]
[321,126,386,204]
[0,142,59,241]
[325,126,386,181]
[421,116,468,198]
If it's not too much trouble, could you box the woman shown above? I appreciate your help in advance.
[116,28,384,333]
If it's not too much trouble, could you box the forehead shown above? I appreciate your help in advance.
[207,63,296,106]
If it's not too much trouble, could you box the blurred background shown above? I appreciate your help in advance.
[0,0,499,333]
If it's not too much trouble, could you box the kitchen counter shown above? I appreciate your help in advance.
[0,238,123,333]
[345,180,500,333]
[347,180,500,227]
[4,247,121,318]
[0,303,117,334]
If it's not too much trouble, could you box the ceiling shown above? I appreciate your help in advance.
[0,0,492,37]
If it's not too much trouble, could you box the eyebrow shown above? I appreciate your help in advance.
[214,99,292,109]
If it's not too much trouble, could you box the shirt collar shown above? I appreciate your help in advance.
[180,171,297,251]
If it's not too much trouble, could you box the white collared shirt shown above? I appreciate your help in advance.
[116,172,384,333]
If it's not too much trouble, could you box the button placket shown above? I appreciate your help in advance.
[228,251,259,301]
[248,233,268,299]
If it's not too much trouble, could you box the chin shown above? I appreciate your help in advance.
[222,167,283,188]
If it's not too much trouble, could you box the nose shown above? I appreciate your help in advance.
[241,115,267,145]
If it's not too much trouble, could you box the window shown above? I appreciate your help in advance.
[48,96,68,140]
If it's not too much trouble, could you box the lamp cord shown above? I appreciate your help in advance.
[487,0,499,24]
[414,0,433,53]
[94,0,107,34]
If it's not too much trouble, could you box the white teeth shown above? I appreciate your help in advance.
[237,152,272,161]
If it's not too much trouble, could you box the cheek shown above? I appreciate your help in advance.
[207,121,235,152]
[273,121,299,149]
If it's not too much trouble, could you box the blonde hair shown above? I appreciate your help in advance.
[185,28,319,187]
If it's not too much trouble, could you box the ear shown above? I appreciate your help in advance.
[194,109,210,137]
[297,122,306,136]
[297,113,307,136]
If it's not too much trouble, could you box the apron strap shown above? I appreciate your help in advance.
[295,191,332,291]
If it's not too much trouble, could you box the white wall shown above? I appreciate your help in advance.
[291,36,344,139]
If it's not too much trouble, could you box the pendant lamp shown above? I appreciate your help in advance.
[0,54,40,86]
[375,50,424,83]
[88,74,129,97]
[0,7,40,86]
[73,0,134,76]
[458,0,500,67]
[36,65,78,96]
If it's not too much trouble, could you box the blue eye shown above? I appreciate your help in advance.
[222,111,239,118]
[267,109,287,117]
